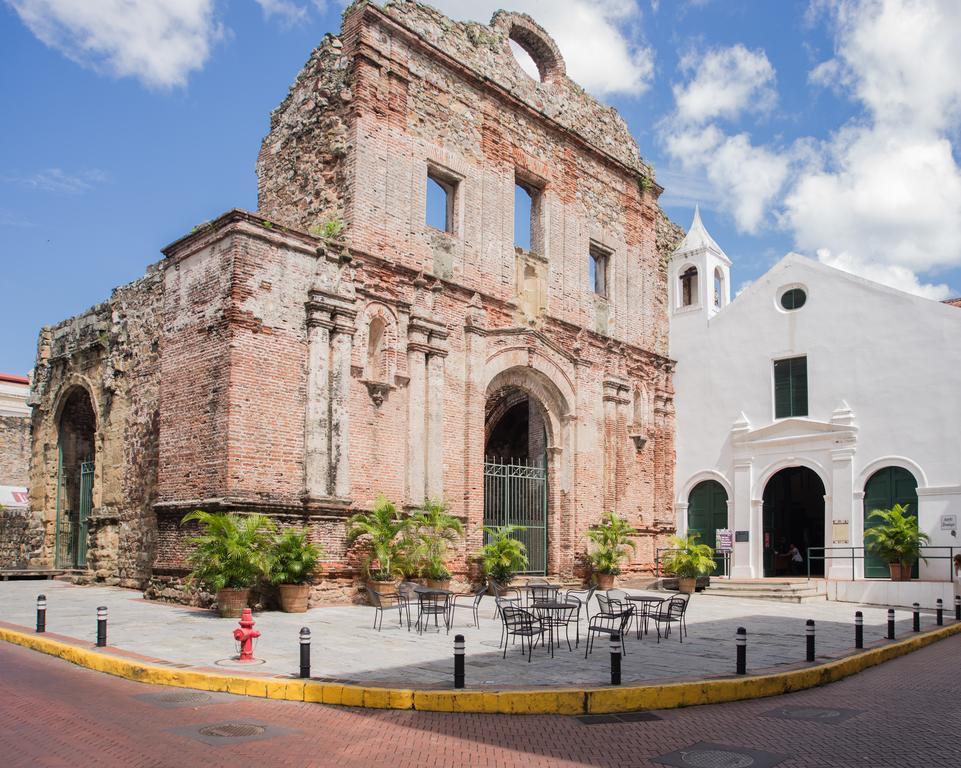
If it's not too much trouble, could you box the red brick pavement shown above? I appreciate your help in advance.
[2,636,961,768]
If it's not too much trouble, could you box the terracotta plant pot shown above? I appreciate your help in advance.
[594,572,615,590]
[278,583,310,613]
[368,579,396,595]
[216,587,250,618]
[426,578,451,590]
[888,562,913,581]
[678,577,697,594]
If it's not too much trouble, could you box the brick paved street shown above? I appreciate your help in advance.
[3,632,961,767]
[0,581,933,687]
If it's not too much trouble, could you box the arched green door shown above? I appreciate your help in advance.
[863,466,919,579]
[688,480,729,575]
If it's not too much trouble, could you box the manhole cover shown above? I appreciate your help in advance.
[199,724,266,738]
[761,705,861,724]
[158,692,213,705]
[680,751,754,768]
[786,707,841,719]
[655,743,785,768]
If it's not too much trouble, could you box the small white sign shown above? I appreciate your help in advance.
[941,514,957,531]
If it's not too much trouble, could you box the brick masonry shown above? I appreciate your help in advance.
[11,1,683,602]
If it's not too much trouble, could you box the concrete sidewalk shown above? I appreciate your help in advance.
[0,580,931,688]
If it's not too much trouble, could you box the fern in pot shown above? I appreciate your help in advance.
[270,528,322,613]
[661,533,717,594]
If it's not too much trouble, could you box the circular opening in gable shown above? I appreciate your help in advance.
[779,286,807,311]
[509,38,543,82]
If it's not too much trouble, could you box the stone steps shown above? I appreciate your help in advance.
[704,579,827,603]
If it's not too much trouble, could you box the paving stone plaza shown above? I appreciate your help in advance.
[0,581,931,688]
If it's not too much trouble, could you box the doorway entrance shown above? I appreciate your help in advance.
[483,386,548,574]
[687,480,729,575]
[762,466,825,577]
[863,466,919,579]
[55,387,96,569]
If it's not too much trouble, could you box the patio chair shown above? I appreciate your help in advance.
[608,588,639,638]
[365,585,404,632]
[396,580,420,631]
[584,593,632,658]
[449,584,486,628]
[528,583,560,606]
[563,586,596,621]
[415,590,452,635]
[488,579,522,618]
[650,594,689,643]
[533,601,579,652]
[501,606,551,662]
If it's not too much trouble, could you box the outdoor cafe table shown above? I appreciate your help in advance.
[531,599,577,651]
[625,594,666,637]
[525,583,561,606]
[412,586,452,634]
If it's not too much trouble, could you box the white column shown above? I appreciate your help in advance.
[732,459,755,578]
[829,447,855,581]
[426,350,445,500]
[330,319,354,499]
[304,316,332,499]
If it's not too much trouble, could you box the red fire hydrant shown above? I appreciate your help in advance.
[233,608,260,662]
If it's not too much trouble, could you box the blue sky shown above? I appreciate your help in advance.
[3,0,961,375]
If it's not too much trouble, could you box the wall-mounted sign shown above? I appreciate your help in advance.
[716,529,734,552]
[941,514,957,531]
[735,530,750,543]
[832,520,850,544]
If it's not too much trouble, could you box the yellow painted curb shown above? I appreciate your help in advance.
[2,621,960,715]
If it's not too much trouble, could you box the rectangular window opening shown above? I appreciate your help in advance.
[589,243,610,298]
[773,356,808,419]
[514,182,534,251]
[426,168,457,234]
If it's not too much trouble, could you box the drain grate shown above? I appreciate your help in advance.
[761,705,861,724]
[654,742,785,768]
[158,692,213,705]
[199,724,266,738]
[577,711,662,725]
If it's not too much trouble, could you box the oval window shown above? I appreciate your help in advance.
[780,288,806,310]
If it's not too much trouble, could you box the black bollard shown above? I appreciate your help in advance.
[299,627,311,679]
[736,627,747,675]
[936,599,943,626]
[887,608,895,640]
[854,611,863,650]
[96,606,107,647]
[36,594,46,634]
[913,602,920,633]
[454,634,465,689]
[956,596,960,622]
[610,634,622,686]
[805,619,815,662]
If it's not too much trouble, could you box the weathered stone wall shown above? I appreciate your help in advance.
[0,506,43,568]
[27,268,163,586]
[0,414,30,487]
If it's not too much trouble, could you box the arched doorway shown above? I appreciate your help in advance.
[762,467,825,577]
[863,466,919,579]
[687,480,728,574]
[56,387,96,569]
[483,385,549,574]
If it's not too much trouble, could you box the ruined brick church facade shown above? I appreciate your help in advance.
[14,2,680,600]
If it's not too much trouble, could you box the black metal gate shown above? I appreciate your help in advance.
[483,459,547,574]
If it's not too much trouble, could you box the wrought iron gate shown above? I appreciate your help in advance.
[55,456,93,569]
[483,459,547,574]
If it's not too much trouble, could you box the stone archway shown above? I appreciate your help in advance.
[762,466,826,577]
[55,386,97,569]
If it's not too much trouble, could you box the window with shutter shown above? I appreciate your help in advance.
[774,356,808,418]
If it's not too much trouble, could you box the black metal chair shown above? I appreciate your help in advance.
[449,584,486,628]
[488,579,522,618]
[607,588,639,636]
[584,593,632,657]
[396,580,420,631]
[415,590,452,635]
[365,585,404,631]
[563,586,596,643]
[650,594,689,643]
[501,606,550,662]
[533,601,579,652]
[528,583,560,606]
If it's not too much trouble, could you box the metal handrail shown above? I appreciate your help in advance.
[806,544,959,582]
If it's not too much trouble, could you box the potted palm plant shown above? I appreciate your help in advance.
[270,527,322,612]
[410,498,463,589]
[480,525,529,586]
[865,503,929,581]
[586,512,637,590]
[661,533,717,594]
[182,510,275,618]
[346,494,408,593]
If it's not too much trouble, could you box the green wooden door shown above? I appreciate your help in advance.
[688,480,729,575]
[863,467,919,578]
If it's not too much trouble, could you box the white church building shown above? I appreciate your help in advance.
[669,208,961,602]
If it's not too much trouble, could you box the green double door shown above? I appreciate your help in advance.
[863,467,919,578]
[688,480,729,575]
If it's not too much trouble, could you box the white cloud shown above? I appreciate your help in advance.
[674,44,776,125]
[255,0,309,25]
[7,0,223,88]
[785,0,961,298]
[425,1,654,97]
[3,168,108,194]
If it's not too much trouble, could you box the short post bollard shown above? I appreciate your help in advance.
[913,602,920,633]
[299,627,311,679]
[854,611,863,650]
[96,606,107,647]
[887,608,895,640]
[805,619,815,662]
[936,599,943,626]
[610,634,622,686]
[454,634,465,689]
[36,594,46,634]
[736,627,747,675]
[955,595,960,622]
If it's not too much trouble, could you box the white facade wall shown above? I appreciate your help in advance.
[671,252,961,581]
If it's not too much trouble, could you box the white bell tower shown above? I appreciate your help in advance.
[669,205,731,319]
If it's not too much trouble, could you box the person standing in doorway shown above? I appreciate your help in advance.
[788,543,804,576]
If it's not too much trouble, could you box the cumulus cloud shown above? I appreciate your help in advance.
[786,0,961,298]
[2,168,108,194]
[7,0,223,88]
[661,45,788,233]
[255,0,309,25]
[426,0,655,97]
